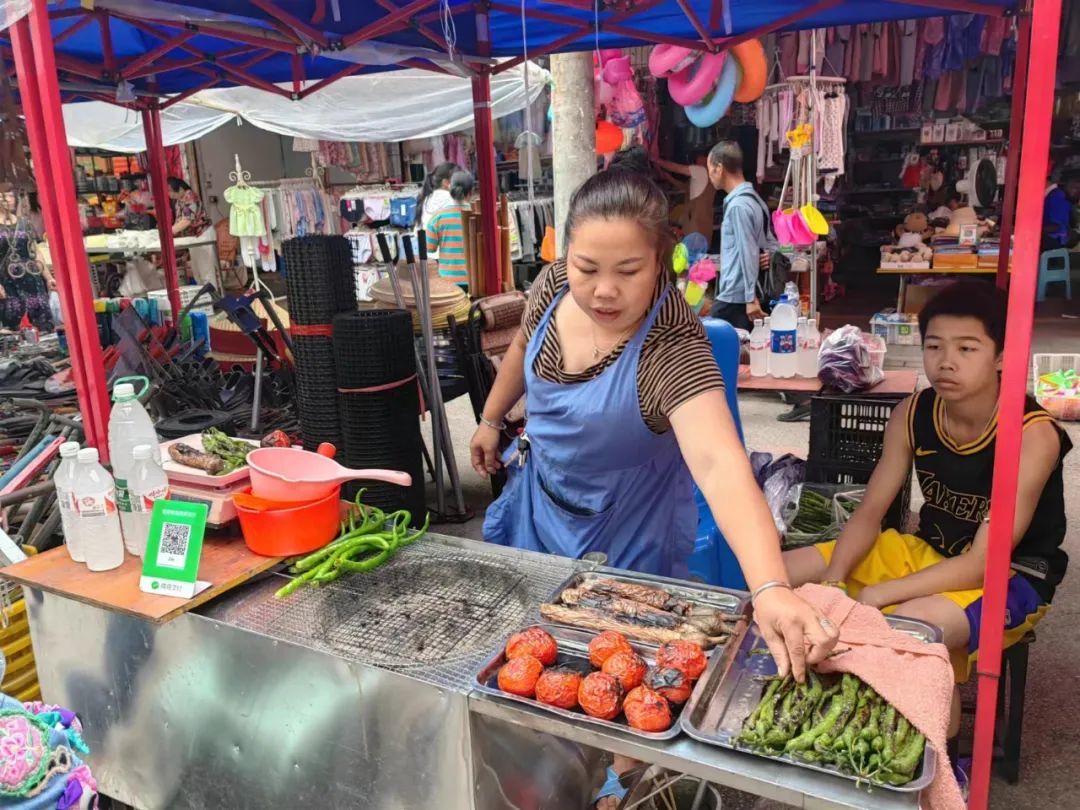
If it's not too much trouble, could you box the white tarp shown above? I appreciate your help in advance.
[62,101,236,154]
[189,61,549,142]
[62,61,549,151]
[0,0,29,30]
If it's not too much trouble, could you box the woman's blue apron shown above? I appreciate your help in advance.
[483,284,697,577]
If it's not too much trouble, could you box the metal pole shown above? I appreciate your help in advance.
[472,5,501,295]
[142,104,183,321]
[471,71,502,296]
[995,4,1033,291]
[969,1,1062,807]
[21,0,112,457]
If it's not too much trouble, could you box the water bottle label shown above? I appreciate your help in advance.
[115,479,133,513]
[77,493,116,518]
[135,486,170,513]
[771,329,797,354]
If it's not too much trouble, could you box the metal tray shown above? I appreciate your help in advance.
[541,570,750,647]
[679,615,942,794]
[474,624,714,741]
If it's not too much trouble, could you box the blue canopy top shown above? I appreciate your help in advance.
[7,0,1018,98]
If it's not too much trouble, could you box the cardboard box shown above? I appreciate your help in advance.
[903,284,938,315]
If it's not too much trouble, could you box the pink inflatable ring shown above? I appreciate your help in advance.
[668,50,728,107]
[648,44,697,78]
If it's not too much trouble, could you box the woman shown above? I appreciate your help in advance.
[424,170,474,285]
[470,170,837,679]
[167,177,209,237]
[416,161,461,229]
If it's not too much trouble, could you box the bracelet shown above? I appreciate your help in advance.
[750,579,792,605]
[821,579,849,593]
[480,415,507,431]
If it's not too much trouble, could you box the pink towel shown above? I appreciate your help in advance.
[797,584,964,810]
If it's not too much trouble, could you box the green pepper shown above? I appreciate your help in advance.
[888,732,926,777]
[835,694,872,753]
[738,677,783,746]
[337,547,392,572]
[784,673,848,754]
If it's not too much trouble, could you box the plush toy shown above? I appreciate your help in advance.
[884,212,933,264]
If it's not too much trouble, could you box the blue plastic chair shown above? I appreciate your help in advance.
[686,318,747,589]
[1037,248,1072,302]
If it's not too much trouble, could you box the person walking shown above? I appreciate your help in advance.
[707,141,774,332]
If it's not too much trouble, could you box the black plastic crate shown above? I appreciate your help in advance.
[808,394,906,469]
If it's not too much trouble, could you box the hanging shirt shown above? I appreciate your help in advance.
[224,184,266,237]
[1043,185,1072,247]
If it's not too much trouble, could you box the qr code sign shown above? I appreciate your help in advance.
[157,522,191,569]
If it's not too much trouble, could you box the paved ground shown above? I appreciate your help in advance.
[425,306,1080,809]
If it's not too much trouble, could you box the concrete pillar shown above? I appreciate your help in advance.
[551,52,596,257]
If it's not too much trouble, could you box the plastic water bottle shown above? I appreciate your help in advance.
[73,448,125,572]
[54,441,84,563]
[795,317,808,376]
[769,298,799,378]
[748,319,769,377]
[125,445,170,557]
[799,318,822,379]
[108,379,161,546]
[763,316,772,374]
[784,281,800,304]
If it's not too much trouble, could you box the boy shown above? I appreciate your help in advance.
[784,281,1070,729]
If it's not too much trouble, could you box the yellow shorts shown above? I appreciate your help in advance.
[816,530,1048,681]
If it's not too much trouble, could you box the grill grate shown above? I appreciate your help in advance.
[208,539,574,689]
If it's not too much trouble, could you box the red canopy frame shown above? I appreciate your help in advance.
[9,2,1061,804]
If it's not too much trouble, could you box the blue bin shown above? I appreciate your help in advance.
[685,318,748,590]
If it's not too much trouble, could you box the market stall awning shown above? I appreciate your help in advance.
[60,60,549,151]
[3,1,1018,101]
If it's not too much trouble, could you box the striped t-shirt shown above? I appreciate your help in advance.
[522,261,725,434]
[425,207,467,280]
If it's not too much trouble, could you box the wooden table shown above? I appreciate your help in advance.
[876,265,1002,312]
[0,531,280,624]
[737,367,919,398]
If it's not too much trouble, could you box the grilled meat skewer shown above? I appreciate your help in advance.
[560,586,739,637]
[539,603,728,648]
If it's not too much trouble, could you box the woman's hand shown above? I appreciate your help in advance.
[753,586,839,681]
[470,423,502,477]
[854,583,892,610]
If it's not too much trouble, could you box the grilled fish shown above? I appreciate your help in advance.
[168,443,224,474]
[538,603,728,648]
[583,578,691,613]
[559,586,738,637]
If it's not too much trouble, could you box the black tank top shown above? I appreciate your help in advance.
[906,389,1071,601]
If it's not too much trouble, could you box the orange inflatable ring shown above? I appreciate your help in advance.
[668,51,727,107]
[732,39,767,103]
[648,44,697,78]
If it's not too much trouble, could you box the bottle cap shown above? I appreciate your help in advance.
[133,444,155,461]
[60,441,81,458]
[77,448,99,463]
[113,383,135,402]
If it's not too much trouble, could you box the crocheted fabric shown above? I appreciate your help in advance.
[0,709,51,797]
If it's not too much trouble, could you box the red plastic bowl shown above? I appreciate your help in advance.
[233,486,340,557]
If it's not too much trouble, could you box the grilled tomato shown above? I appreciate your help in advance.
[535,667,584,709]
[643,666,694,705]
[623,686,673,732]
[578,672,624,720]
[505,627,558,666]
[497,654,544,697]
[656,640,707,681]
[601,650,648,691]
[587,630,633,668]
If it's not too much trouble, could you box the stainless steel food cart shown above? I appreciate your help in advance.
[21,533,920,810]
